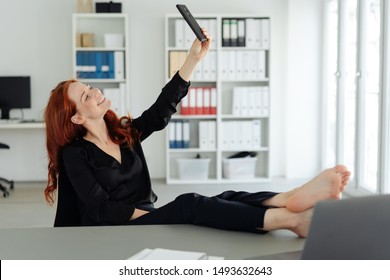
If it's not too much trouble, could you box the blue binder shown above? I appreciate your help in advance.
[108,52,115,79]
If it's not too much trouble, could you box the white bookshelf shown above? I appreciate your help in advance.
[71,13,130,115]
[165,14,271,184]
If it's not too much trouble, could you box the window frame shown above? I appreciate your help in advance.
[322,0,390,195]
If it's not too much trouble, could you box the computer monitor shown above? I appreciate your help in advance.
[0,76,31,119]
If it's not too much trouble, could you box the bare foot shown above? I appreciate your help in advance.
[291,208,313,238]
[286,165,349,213]
[340,171,351,192]
[261,208,313,238]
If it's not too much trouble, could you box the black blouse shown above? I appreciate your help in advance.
[61,72,190,226]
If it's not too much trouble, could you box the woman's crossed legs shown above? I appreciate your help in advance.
[261,165,351,237]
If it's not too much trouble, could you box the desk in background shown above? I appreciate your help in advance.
[0,122,45,129]
[0,225,304,260]
[0,122,46,181]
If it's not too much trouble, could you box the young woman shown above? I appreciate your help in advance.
[44,29,350,237]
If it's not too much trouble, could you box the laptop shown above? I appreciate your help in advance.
[248,194,390,260]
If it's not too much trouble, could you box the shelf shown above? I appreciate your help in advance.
[221,115,269,119]
[190,80,218,83]
[73,13,127,19]
[220,47,270,51]
[166,178,219,184]
[0,122,45,129]
[220,79,270,83]
[72,13,129,117]
[76,47,126,51]
[221,147,269,152]
[169,148,217,153]
[172,115,217,120]
[77,79,126,83]
[165,14,271,184]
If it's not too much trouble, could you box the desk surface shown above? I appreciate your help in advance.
[0,225,304,260]
[0,122,44,129]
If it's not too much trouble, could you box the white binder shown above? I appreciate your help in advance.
[261,19,270,49]
[208,121,216,149]
[175,19,185,48]
[114,51,124,80]
[257,50,266,80]
[252,119,262,149]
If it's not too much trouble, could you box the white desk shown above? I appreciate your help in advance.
[0,122,45,129]
[0,122,46,181]
[0,225,304,260]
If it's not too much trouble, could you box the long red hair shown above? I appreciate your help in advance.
[44,80,138,205]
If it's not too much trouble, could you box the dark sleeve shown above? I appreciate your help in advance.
[132,71,190,141]
[62,145,135,225]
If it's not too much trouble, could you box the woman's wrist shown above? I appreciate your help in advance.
[178,55,201,82]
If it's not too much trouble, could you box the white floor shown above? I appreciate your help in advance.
[0,178,308,229]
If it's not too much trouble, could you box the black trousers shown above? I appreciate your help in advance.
[127,191,278,234]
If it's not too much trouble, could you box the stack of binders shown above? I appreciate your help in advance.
[221,120,261,150]
[222,18,270,49]
[220,50,267,80]
[232,86,269,116]
[76,51,124,80]
[169,121,190,149]
[180,87,217,115]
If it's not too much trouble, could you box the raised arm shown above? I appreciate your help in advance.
[178,28,212,82]
[132,29,212,141]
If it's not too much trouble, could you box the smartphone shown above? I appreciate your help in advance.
[176,4,208,42]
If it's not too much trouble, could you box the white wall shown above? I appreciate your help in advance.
[0,0,323,181]
[285,0,323,177]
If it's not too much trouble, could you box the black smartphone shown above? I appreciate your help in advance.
[176,4,208,42]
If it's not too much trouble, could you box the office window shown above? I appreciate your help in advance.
[361,0,380,191]
[323,0,389,194]
[343,0,358,182]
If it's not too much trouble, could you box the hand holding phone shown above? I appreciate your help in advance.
[176,4,208,42]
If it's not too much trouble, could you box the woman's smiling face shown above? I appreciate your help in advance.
[67,82,112,122]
